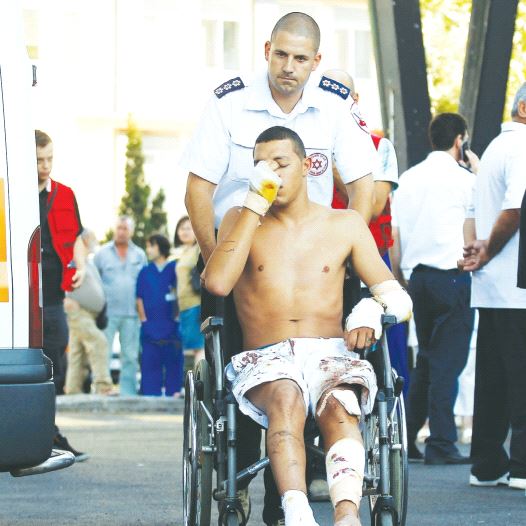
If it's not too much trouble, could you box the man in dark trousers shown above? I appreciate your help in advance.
[391,114,476,464]
[36,129,89,461]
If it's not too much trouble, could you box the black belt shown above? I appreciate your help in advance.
[413,264,460,274]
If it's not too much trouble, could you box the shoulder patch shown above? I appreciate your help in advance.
[318,76,350,100]
[214,77,245,99]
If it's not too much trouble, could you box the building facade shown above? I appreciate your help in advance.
[22,0,380,236]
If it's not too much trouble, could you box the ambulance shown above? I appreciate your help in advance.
[0,3,73,476]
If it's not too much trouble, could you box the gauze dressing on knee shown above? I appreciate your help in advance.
[316,389,361,420]
[326,438,365,507]
[370,279,412,323]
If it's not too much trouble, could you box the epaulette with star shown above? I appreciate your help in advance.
[318,76,350,100]
[214,77,245,99]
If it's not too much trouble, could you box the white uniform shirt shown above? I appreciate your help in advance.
[375,137,398,186]
[470,121,526,309]
[391,151,475,278]
[181,72,378,227]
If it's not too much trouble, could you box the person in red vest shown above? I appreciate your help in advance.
[36,129,89,461]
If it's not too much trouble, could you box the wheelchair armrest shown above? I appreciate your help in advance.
[381,314,397,327]
[200,316,224,335]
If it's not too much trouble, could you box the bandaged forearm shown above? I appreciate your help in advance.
[326,438,364,507]
[370,279,413,323]
[345,280,413,338]
[243,191,271,216]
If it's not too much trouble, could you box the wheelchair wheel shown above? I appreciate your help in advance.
[389,394,408,526]
[183,361,214,526]
[365,388,408,525]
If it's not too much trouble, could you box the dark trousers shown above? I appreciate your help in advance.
[43,304,69,395]
[406,266,474,458]
[140,338,183,396]
[471,308,526,479]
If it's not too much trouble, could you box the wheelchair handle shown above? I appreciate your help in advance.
[200,316,224,335]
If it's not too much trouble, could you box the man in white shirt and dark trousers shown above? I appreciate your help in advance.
[461,83,526,490]
[182,12,378,525]
[391,113,476,464]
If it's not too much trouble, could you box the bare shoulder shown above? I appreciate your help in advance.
[323,206,368,233]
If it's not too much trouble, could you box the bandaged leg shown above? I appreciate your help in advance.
[281,490,319,526]
[326,438,365,508]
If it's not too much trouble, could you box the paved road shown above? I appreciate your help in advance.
[0,412,524,525]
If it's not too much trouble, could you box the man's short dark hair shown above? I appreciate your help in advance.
[35,130,52,148]
[147,234,170,258]
[270,12,321,53]
[254,126,306,160]
[428,113,468,151]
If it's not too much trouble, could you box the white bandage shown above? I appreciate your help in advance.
[326,438,365,507]
[316,389,361,420]
[345,297,384,339]
[243,191,271,216]
[281,490,319,526]
[370,279,413,323]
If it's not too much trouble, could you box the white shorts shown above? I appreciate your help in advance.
[225,338,377,429]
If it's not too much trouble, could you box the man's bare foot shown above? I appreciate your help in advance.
[334,500,361,526]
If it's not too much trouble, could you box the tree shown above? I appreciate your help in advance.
[419,0,526,116]
[106,115,168,248]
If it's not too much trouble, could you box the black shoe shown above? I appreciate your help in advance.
[53,433,90,463]
[425,452,471,465]
[408,443,424,462]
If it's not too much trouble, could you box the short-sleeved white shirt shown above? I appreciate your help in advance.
[375,137,398,187]
[181,71,378,227]
[470,122,526,309]
[391,151,474,278]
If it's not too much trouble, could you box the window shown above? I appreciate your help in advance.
[202,20,217,67]
[355,30,372,78]
[202,19,240,70]
[223,21,239,70]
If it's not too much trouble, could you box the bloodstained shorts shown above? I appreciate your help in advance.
[225,337,377,429]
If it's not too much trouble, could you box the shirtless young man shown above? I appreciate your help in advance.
[204,126,412,526]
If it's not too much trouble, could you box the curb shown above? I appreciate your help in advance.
[56,394,185,414]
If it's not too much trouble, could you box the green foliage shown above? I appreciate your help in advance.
[149,188,168,237]
[111,115,168,248]
[420,0,471,115]
[420,0,526,119]
[505,1,526,118]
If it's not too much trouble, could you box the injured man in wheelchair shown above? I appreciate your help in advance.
[203,126,412,526]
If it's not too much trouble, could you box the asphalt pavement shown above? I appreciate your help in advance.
[0,407,524,525]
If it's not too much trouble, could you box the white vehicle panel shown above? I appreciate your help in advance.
[0,4,40,349]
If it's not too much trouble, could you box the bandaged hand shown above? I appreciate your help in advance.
[344,280,413,352]
[345,298,383,351]
[243,161,282,216]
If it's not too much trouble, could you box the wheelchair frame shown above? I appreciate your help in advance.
[183,315,408,526]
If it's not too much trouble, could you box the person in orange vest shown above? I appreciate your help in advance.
[36,129,89,461]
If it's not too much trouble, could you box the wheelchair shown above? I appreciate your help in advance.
[183,314,408,526]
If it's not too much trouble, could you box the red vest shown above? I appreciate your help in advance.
[47,180,80,292]
[331,134,394,255]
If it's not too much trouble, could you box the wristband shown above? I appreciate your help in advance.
[243,191,271,216]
